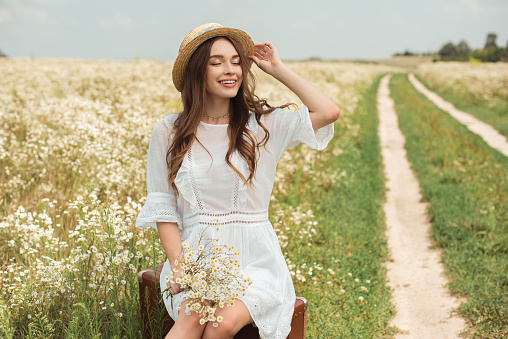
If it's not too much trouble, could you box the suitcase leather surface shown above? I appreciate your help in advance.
[138,263,307,338]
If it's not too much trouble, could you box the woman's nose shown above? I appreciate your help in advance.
[223,62,235,74]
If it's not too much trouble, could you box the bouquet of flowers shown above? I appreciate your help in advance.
[162,222,252,326]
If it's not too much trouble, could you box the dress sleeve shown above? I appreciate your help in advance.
[135,120,181,230]
[264,106,334,159]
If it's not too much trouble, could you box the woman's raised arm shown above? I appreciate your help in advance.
[249,42,340,130]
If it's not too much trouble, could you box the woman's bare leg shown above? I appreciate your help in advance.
[201,299,253,339]
[165,300,207,339]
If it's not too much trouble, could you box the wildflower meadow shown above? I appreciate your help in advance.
[0,58,506,338]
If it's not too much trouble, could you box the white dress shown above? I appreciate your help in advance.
[135,106,333,339]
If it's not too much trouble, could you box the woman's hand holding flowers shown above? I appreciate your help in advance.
[167,264,185,295]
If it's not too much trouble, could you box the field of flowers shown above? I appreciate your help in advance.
[417,62,508,137]
[417,62,508,105]
[0,58,398,337]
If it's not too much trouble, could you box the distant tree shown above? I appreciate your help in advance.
[471,48,502,62]
[470,33,504,62]
[0,49,7,58]
[456,41,470,56]
[438,42,457,60]
[484,33,498,49]
[434,33,507,63]
[393,50,417,56]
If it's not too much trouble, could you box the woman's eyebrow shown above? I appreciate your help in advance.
[209,54,240,59]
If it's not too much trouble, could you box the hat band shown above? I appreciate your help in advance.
[193,25,223,40]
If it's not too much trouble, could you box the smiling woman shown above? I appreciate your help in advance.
[204,38,244,116]
[135,23,340,339]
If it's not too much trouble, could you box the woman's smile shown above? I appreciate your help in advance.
[218,79,238,88]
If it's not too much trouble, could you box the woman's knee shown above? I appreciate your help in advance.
[177,313,201,327]
[202,313,246,339]
[202,319,236,338]
[166,312,205,339]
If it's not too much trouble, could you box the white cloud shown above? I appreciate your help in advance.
[99,13,131,27]
[0,8,12,23]
[463,0,481,13]
[19,5,47,20]
[445,0,508,15]
[4,0,48,21]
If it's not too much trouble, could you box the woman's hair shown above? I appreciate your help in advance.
[167,36,288,195]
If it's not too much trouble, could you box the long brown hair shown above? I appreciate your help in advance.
[167,36,287,195]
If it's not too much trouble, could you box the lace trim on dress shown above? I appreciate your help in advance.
[175,147,249,214]
[233,174,240,210]
[182,210,268,229]
[238,286,292,339]
[294,106,334,150]
[135,192,181,229]
[233,151,249,210]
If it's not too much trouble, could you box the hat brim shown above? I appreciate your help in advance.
[172,27,255,92]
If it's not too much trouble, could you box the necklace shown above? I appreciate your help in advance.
[202,112,229,121]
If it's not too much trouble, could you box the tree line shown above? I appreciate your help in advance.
[438,33,507,62]
[393,33,507,62]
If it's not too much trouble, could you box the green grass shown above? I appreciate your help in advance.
[414,74,508,138]
[275,76,397,338]
[390,73,508,338]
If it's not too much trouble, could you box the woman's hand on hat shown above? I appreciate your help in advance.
[249,42,284,76]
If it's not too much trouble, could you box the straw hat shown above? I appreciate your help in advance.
[172,23,255,92]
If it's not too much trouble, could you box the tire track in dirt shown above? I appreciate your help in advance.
[377,74,466,338]
[408,73,508,157]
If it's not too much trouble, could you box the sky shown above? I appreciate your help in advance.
[0,0,507,61]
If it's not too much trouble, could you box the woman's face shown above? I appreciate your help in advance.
[205,38,243,100]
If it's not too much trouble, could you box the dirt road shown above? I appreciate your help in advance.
[377,74,466,338]
[409,73,508,157]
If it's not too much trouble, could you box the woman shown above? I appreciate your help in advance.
[136,23,340,339]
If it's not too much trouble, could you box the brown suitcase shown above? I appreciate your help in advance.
[138,263,308,338]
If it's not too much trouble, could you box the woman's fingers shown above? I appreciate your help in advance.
[248,55,261,65]
[169,284,183,295]
[254,42,272,49]
[254,42,272,56]
[258,42,273,55]
[166,279,183,295]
